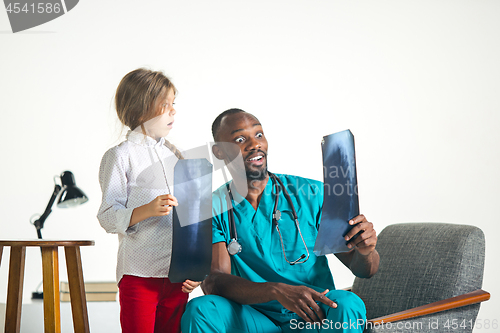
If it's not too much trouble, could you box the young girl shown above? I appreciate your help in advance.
[97,68,200,333]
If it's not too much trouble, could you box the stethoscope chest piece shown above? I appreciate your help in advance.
[227,238,242,255]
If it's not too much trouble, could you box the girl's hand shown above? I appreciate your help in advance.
[182,280,201,293]
[148,194,178,217]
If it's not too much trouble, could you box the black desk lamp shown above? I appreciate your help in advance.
[31,171,88,299]
[31,171,88,239]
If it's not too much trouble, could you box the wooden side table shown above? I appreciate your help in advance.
[0,240,95,333]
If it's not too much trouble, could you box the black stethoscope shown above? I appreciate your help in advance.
[225,172,310,265]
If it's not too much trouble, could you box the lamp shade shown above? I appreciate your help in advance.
[57,171,89,208]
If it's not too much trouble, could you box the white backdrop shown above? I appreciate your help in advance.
[0,0,498,331]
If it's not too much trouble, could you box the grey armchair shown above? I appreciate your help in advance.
[351,223,490,333]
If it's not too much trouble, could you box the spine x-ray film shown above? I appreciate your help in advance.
[168,159,213,283]
[314,130,359,255]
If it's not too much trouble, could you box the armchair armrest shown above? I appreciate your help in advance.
[368,289,490,325]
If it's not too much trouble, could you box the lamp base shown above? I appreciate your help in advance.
[31,291,43,300]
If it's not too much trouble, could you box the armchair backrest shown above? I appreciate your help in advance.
[351,223,485,320]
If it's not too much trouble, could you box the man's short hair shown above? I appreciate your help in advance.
[211,108,247,141]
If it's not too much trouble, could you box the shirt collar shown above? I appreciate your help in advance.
[229,176,272,210]
[126,130,166,147]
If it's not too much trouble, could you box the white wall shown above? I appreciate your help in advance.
[1,0,498,330]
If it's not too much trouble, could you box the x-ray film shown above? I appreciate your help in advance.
[314,130,359,255]
[168,159,213,283]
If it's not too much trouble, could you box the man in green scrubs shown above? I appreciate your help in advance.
[181,109,380,332]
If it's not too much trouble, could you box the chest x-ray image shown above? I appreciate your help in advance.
[168,158,213,283]
[314,130,359,256]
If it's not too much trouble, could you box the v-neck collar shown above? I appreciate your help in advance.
[230,177,274,221]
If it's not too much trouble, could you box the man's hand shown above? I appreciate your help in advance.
[274,284,336,323]
[335,214,380,278]
[344,214,377,256]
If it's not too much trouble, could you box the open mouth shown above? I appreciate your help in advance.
[246,152,265,166]
[248,155,263,162]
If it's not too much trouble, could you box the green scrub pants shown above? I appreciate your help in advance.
[181,290,366,333]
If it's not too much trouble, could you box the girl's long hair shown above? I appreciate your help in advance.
[115,68,183,159]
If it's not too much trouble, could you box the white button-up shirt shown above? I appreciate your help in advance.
[97,130,180,283]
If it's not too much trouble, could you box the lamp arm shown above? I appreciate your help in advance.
[33,184,62,238]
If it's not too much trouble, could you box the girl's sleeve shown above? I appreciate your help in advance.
[97,148,137,235]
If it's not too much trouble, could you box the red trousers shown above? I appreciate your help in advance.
[119,275,188,333]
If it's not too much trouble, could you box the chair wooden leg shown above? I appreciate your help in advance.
[65,246,90,333]
[41,246,61,333]
[5,246,26,333]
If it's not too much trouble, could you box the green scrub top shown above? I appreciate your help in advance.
[212,174,336,321]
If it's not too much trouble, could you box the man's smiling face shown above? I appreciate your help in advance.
[214,112,268,181]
